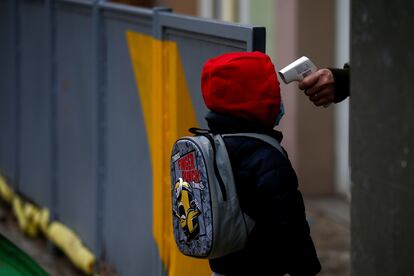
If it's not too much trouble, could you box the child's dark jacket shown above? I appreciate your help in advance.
[206,111,321,276]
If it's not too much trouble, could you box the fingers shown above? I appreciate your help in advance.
[304,86,319,97]
[299,69,335,107]
[298,70,320,90]
[299,68,333,91]
[310,87,335,106]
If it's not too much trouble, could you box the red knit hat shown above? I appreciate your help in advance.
[201,51,281,128]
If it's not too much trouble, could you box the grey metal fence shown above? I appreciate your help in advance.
[0,0,265,274]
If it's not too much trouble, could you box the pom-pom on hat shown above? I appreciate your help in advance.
[201,51,281,128]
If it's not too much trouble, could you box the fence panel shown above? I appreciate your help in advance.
[0,0,17,185]
[55,0,97,252]
[100,3,159,275]
[18,0,52,208]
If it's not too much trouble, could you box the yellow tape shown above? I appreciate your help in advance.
[0,174,14,203]
[13,197,28,232]
[48,222,95,275]
[0,175,95,275]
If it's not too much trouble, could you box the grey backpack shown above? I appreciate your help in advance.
[170,128,285,259]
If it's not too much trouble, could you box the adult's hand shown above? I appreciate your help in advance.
[298,68,335,107]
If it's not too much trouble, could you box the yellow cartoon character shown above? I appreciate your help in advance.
[174,178,201,241]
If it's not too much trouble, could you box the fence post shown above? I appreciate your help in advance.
[93,0,107,264]
[152,7,171,276]
[251,27,266,52]
[45,0,59,223]
[10,0,21,190]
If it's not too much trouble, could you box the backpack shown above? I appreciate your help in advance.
[170,128,286,259]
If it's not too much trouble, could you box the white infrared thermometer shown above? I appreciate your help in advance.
[278,56,330,107]
[278,56,317,84]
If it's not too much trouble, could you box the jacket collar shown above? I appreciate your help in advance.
[205,111,283,142]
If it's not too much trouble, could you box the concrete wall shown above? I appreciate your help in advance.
[276,0,335,195]
[351,1,414,275]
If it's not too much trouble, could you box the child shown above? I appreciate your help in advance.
[201,52,321,275]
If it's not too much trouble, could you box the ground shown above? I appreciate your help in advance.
[0,196,350,276]
[306,197,350,276]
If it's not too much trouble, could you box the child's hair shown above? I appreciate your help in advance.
[201,51,281,128]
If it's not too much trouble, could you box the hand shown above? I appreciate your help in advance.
[298,69,335,107]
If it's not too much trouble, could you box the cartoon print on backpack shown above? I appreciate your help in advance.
[173,178,201,241]
[171,142,213,256]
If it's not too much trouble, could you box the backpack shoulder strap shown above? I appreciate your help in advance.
[221,133,286,159]
[188,127,228,201]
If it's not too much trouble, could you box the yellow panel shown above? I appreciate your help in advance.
[126,31,211,276]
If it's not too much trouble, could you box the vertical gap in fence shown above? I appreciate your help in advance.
[47,0,59,222]
[11,0,21,190]
[94,0,107,266]
[152,7,172,276]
